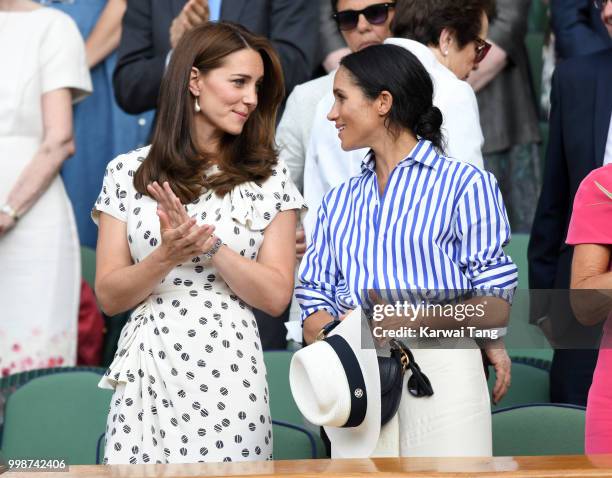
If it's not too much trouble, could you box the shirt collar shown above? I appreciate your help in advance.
[384,37,458,80]
[361,139,441,174]
[384,38,438,70]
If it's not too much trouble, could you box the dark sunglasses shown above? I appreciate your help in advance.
[332,2,396,31]
[474,37,492,63]
[594,0,609,9]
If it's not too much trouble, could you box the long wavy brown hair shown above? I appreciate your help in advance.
[134,22,285,203]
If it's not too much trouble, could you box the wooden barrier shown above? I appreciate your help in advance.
[5,455,612,478]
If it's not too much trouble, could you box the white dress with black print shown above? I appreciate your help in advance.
[92,146,305,464]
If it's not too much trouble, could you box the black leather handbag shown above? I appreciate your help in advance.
[378,339,434,426]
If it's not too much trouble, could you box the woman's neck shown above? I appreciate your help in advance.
[371,129,419,178]
[193,118,222,156]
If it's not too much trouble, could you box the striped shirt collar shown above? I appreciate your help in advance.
[361,139,441,174]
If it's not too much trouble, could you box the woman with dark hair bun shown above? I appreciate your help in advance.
[297,44,517,457]
[93,22,305,464]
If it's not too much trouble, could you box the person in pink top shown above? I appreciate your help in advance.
[567,163,612,453]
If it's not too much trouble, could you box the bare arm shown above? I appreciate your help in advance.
[95,213,175,315]
[570,243,612,326]
[85,0,127,69]
[211,210,298,317]
[0,89,74,235]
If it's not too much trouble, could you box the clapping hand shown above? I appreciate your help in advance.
[170,0,210,48]
[147,181,217,265]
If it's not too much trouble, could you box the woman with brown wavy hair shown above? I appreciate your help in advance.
[92,22,305,464]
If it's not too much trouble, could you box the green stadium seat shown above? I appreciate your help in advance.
[504,233,553,358]
[80,245,97,290]
[0,370,112,465]
[273,420,318,459]
[504,233,529,290]
[488,362,549,410]
[525,33,545,106]
[528,0,549,33]
[492,404,585,456]
[511,350,553,367]
[263,351,326,458]
[264,351,302,424]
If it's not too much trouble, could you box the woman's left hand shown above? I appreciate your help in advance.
[147,181,192,228]
[0,213,16,237]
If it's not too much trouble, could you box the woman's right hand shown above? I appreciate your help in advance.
[156,214,216,267]
[148,181,217,266]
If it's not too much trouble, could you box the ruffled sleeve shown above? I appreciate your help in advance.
[91,153,138,225]
[567,165,612,245]
[229,159,307,230]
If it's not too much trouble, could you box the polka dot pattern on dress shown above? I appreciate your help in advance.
[94,148,305,464]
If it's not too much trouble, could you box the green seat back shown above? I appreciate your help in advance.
[488,362,549,410]
[510,349,553,366]
[504,233,529,290]
[263,351,302,424]
[272,420,318,460]
[80,246,97,290]
[504,234,553,354]
[1,371,112,464]
[264,351,328,458]
[528,0,549,33]
[493,404,585,455]
[525,33,545,104]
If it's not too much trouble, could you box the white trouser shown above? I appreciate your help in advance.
[372,347,491,457]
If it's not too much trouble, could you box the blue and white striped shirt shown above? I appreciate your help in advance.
[296,140,518,321]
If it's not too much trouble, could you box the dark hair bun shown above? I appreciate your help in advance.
[415,106,443,146]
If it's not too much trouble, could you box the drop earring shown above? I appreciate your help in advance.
[194,97,201,113]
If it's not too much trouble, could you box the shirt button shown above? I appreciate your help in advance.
[138,118,147,126]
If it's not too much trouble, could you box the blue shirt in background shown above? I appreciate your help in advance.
[208,0,222,22]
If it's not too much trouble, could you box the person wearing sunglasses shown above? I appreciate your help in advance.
[278,0,395,194]
[467,0,542,235]
[276,0,395,331]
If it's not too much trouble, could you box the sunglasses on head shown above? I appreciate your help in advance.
[332,2,396,31]
[474,37,492,63]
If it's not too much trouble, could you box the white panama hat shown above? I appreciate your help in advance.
[289,308,381,458]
